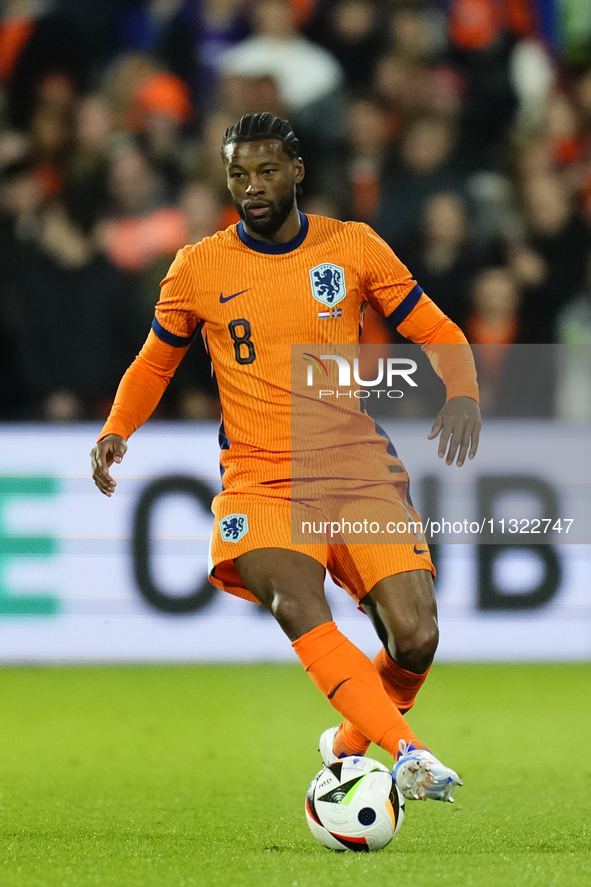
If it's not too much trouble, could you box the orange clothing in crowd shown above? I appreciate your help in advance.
[101,207,189,273]
[467,313,519,346]
[128,71,193,130]
[467,312,519,383]
[448,0,537,51]
[288,0,315,26]
[0,16,34,81]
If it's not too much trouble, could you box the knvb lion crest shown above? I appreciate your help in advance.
[309,263,346,307]
[220,513,249,543]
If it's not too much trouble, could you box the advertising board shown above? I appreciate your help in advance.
[0,422,589,661]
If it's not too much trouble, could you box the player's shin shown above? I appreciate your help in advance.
[336,647,431,755]
[292,622,423,760]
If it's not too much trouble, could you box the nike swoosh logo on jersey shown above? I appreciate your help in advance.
[413,546,429,555]
[327,678,351,699]
[220,289,249,303]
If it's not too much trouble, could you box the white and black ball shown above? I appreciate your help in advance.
[305,756,405,852]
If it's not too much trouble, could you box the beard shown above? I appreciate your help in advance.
[234,190,296,238]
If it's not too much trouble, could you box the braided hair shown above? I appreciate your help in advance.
[221,112,301,160]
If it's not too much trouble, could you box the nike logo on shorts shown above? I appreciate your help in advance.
[220,289,249,303]
[413,545,429,555]
[327,678,351,699]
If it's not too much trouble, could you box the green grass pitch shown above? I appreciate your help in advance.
[1,663,590,887]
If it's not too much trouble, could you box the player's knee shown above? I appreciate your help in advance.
[393,622,439,674]
[270,592,300,631]
[270,591,332,642]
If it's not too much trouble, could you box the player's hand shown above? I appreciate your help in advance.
[90,434,127,496]
[428,396,481,467]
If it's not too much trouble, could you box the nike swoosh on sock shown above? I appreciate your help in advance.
[327,678,351,699]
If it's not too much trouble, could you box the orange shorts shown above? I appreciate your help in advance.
[208,481,435,604]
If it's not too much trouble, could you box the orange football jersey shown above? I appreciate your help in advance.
[155,213,427,486]
[101,212,478,490]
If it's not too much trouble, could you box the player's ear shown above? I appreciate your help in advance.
[294,157,305,185]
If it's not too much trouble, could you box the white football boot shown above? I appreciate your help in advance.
[319,725,369,766]
[393,740,463,802]
[318,726,341,766]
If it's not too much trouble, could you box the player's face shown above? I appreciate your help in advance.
[224,139,304,239]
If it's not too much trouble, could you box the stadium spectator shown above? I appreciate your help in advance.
[447,0,520,168]
[72,94,117,170]
[168,0,251,106]
[402,191,476,328]
[189,108,241,226]
[1,0,591,420]
[0,155,41,417]
[64,94,118,228]
[545,89,586,173]
[388,2,446,64]
[557,254,591,347]
[467,266,521,348]
[95,146,188,273]
[100,52,161,132]
[0,157,44,255]
[0,0,85,129]
[316,96,396,222]
[373,115,466,253]
[465,266,523,415]
[219,0,343,112]
[556,254,591,422]
[27,73,77,199]
[511,173,591,342]
[467,263,559,416]
[218,71,287,121]
[343,97,395,222]
[180,179,223,243]
[129,179,224,330]
[309,0,386,92]
[10,199,138,420]
[114,0,199,99]
[131,70,194,194]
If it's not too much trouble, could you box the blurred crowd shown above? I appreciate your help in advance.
[1,0,591,422]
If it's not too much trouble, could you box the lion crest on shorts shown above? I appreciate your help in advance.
[309,263,346,307]
[220,513,249,543]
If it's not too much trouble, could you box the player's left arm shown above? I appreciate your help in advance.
[396,295,481,466]
[361,224,480,466]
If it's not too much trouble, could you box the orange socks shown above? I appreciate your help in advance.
[292,621,421,760]
[338,648,430,755]
[374,647,431,713]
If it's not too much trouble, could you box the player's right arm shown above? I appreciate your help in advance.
[91,433,128,496]
[90,330,191,495]
[91,247,200,496]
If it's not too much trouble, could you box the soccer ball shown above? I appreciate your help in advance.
[305,756,405,852]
